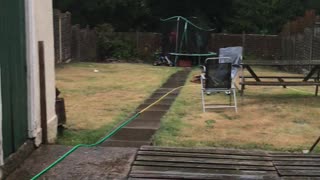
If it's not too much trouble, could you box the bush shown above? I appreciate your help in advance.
[96,23,137,60]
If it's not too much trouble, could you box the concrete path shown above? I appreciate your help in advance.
[101,69,190,147]
[7,69,191,179]
[7,145,137,180]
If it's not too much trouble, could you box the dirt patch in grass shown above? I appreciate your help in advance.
[56,62,179,145]
[154,67,320,152]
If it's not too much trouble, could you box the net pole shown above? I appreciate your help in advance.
[175,17,180,65]
[175,17,180,53]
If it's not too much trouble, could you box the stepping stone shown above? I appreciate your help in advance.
[137,104,171,112]
[143,98,175,105]
[126,119,161,129]
[137,111,167,120]
[149,93,177,99]
[102,140,151,148]
[107,127,156,141]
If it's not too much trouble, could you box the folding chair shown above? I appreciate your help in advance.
[200,57,238,112]
[219,46,243,80]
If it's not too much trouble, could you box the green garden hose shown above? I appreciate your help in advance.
[31,86,186,180]
[31,113,140,180]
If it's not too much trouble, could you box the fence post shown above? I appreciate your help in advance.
[58,14,63,63]
[242,31,246,56]
[136,31,139,51]
[38,41,48,144]
[293,35,296,61]
[310,24,315,60]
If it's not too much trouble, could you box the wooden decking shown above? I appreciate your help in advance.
[128,146,320,179]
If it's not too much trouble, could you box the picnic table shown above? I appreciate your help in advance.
[239,60,320,96]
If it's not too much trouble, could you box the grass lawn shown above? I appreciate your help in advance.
[56,62,179,145]
[153,67,320,152]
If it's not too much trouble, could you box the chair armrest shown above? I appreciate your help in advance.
[200,65,206,73]
[200,73,206,80]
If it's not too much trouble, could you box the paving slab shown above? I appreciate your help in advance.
[137,104,171,111]
[7,145,137,180]
[143,98,175,105]
[126,119,161,129]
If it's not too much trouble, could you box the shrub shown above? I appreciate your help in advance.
[96,23,137,60]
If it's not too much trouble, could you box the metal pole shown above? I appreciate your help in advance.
[174,17,180,66]
[175,17,180,53]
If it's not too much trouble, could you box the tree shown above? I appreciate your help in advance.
[53,0,150,31]
[226,0,304,34]
[54,0,311,34]
[146,0,233,32]
[304,0,320,14]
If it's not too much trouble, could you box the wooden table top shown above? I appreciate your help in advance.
[242,60,320,66]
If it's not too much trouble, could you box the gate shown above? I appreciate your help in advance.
[0,0,28,158]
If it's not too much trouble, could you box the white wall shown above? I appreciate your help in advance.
[0,68,3,166]
[0,68,3,178]
[34,0,57,143]
[25,0,42,146]
[26,0,57,144]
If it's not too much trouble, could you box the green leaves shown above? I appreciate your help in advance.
[54,0,316,33]
[226,0,304,34]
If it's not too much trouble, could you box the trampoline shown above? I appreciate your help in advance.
[160,16,216,66]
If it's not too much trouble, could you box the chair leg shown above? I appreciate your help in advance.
[201,89,206,112]
[229,91,232,105]
[233,89,238,113]
[240,84,245,96]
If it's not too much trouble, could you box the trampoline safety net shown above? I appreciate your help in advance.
[160,16,215,66]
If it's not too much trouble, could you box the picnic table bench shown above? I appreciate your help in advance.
[239,60,320,96]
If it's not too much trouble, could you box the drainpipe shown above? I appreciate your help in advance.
[0,68,3,166]
[25,0,41,146]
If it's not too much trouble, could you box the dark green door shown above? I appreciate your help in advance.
[0,0,28,158]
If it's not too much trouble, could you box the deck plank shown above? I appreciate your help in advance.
[140,146,270,156]
[133,161,276,171]
[128,146,320,179]
[273,160,320,166]
[136,155,274,166]
[275,166,320,170]
[131,166,278,175]
[277,170,320,176]
[130,171,280,180]
[138,151,273,160]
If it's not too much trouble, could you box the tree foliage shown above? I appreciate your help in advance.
[54,0,150,31]
[53,0,320,34]
[226,0,305,34]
